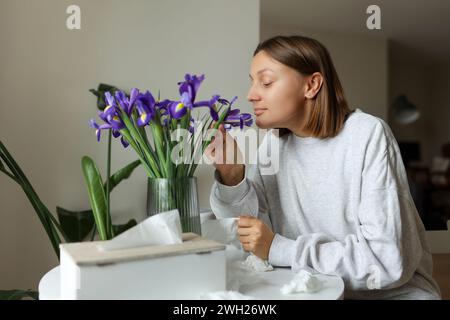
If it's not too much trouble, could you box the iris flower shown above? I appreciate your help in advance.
[193,94,220,121]
[168,74,221,120]
[114,88,139,116]
[90,91,130,147]
[223,110,253,130]
[89,119,128,148]
[220,96,253,130]
[89,119,111,142]
[177,74,205,108]
[135,91,156,127]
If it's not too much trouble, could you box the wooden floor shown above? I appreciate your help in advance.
[433,254,450,299]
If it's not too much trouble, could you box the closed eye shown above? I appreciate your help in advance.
[262,82,273,87]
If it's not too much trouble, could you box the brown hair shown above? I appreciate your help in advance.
[254,35,354,138]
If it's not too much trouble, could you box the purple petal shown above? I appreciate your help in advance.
[210,108,219,121]
[180,91,193,109]
[129,88,140,108]
[227,109,240,117]
[218,98,229,105]
[169,101,187,119]
[89,119,99,129]
[120,136,129,148]
[229,96,238,107]
[112,130,121,138]
[115,90,131,115]
[104,92,116,107]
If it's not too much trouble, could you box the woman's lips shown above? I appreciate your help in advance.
[254,108,267,116]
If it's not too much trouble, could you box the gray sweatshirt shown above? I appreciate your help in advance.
[210,108,441,300]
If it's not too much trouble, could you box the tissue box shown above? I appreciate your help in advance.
[60,233,226,299]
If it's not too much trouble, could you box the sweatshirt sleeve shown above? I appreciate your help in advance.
[209,164,271,226]
[268,121,425,291]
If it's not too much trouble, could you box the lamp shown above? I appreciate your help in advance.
[391,94,420,124]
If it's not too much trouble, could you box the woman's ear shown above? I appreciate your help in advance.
[304,72,323,99]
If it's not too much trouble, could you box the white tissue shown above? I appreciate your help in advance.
[280,269,322,294]
[97,209,183,251]
[226,258,265,292]
[241,254,274,272]
[202,218,241,249]
[200,290,257,300]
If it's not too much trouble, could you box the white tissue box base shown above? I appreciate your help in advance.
[60,234,226,300]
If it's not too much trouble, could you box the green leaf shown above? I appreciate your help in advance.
[56,207,95,242]
[103,160,140,194]
[0,141,63,258]
[113,219,138,236]
[0,290,38,300]
[81,156,110,240]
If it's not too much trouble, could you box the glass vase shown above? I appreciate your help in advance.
[146,177,201,235]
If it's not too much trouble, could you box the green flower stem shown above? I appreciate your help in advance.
[121,111,162,178]
[119,128,156,178]
[150,121,167,176]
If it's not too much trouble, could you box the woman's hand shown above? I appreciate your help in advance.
[204,123,245,186]
[238,215,275,260]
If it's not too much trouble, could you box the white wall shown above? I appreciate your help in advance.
[0,0,259,290]
[261,24,389,120]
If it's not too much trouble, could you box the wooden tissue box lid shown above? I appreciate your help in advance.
[60,233,225,266]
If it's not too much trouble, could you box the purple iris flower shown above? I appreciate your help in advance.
[218,96,238,107]
[120,136,129,148]
[91,91,129,147]
[177,74,205,108]
[98,91,128,130]
[89,119,112,142]
[216,96,252,130]
[193,94,220,121]
[90,118,129,148]
[168,101,187,119]
[135,91,156,127]
[104,112,125,131]
[115,88,139,116]
[170,74,222,120]
[156,99,171,116]
[223,113,253,130]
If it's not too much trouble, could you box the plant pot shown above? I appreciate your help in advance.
[146,177,201,234]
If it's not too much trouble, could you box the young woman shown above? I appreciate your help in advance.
[207,35,441,299]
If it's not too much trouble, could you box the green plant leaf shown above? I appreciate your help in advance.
[81,156,109,240]
[56,207,95,242]
[103,160,140,194]
[0,290,38,300]
[0,141,63,258]
[113,219,138,236]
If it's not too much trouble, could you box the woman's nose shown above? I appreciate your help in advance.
[246,86,260,102]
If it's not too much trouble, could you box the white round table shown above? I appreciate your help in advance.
[39,213,344,300]
[39,246,344,300]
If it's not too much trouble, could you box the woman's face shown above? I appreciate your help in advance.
[247,50,309,132]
